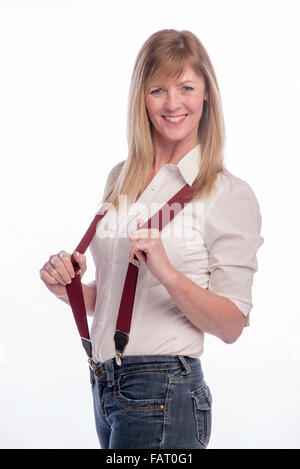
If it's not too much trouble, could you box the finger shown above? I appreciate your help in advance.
[44,262,69,285]
[128,245,142,264]
[129,239,149,261]
[130,218,146,239]
[135,249,147,263]
[58,250,76,279]
[39,268,59,285]
[130,228,160,240]
[150,228,160,238]
[137,218,145,229]
[130,228,150,240]
[128,247,146,265]
[49,255,72,284]
[73,251,86,275]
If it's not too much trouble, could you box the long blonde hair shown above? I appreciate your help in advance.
[101,29,226,211]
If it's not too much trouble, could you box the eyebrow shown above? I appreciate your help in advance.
[149,80,196,88]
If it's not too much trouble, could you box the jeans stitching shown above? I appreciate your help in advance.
[102,386,108,420]
[169,371,203,383]
[116,365,181,377]
[117,369,168,405]
[92,358,208,449]
[192,401,211,447]
[159,372,174,449]
[95,365,182,385]
[190,385,212,447]
[113,384,166,412]
[93,381,107,421]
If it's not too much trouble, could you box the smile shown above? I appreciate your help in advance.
[162,114,188,125]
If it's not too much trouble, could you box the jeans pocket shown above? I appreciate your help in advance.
[190,383,212,447]
[115,370,167,412]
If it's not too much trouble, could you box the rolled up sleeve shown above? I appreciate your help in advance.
[204,175,264,322]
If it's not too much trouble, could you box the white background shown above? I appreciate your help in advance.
[0,0,299,449]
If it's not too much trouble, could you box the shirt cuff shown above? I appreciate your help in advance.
[227,297,251,327]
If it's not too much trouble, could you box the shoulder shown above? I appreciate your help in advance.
[107,160,126,182]
[204,169,262,232]
[207,168,261,210]
[101,160,126,202]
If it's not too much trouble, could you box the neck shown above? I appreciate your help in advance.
[151,131,199,173]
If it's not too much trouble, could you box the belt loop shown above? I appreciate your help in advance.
[105,358,116,387]
[178,355,191,375]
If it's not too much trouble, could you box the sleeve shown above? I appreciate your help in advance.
[101,160,125,202]
[96,160,125,214]
[204,175,264,323]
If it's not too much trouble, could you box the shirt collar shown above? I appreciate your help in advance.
[175,143,201,186]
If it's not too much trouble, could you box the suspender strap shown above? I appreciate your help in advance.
[66,181,196,364]
[65,213,106,358]
[114,182,195,364]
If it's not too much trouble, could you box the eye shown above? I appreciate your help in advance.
[149,86,193,95]
[150,88,164,95]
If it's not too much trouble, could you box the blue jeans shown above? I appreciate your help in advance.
[89,354,212,449]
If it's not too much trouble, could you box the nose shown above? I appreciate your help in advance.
[164,89,181,113]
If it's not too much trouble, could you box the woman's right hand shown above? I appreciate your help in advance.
[39,250,87,298]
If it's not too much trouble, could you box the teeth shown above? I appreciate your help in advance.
[164,115,186,122]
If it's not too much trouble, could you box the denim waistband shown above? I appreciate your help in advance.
[89,354,202,387]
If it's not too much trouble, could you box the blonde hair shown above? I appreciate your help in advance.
[100,29,227,211]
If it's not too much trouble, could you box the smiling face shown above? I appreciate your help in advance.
[145,66,208,148]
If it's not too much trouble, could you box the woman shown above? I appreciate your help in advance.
[39,29,264,449]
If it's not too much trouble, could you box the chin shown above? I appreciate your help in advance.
[163,133,189,142]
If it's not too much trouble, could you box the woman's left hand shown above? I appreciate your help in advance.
[129,218,175,284]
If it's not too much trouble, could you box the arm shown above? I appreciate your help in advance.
[59,163,124,315]
[162,268,246,344]
[161,174,264,344]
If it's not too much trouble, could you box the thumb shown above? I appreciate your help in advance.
[72,251,87,275]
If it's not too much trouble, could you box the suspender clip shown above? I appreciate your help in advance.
[131,258,141,268]
[115,352,123,366]
[114,330,129,366]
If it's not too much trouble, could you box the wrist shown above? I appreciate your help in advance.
[160,264,179,289]
[57,292,70,305]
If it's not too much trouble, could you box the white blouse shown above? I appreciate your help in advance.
[89,144,264,363]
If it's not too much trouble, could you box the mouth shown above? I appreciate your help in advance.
[162,114,188,125]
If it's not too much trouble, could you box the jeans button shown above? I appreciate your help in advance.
[94,368,102,377]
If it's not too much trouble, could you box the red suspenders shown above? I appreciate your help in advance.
[66,180,195,365]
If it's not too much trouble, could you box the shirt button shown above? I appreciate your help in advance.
[151,186,157,191]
